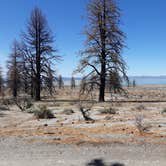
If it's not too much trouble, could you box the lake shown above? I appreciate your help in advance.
[62,76,166,86]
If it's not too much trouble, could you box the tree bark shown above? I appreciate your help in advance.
[35,15,41,101]
[35,74,41,101]
[99,59,106,102]
[35,45,41,101]
[99,0,106,102]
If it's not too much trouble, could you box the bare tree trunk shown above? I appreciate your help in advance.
[22,7,58,101]
[35,46,41,101]
[99,60,106,102]
[30,78,34,98]
[76,0,127,102]
[13,77,17,98]
[99,0,106,102]
[35,73,41,101]
[99,75,105,102]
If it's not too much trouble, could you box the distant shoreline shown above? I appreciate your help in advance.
[62,76,166,86]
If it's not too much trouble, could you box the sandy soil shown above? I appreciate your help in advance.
[0,86,166,165]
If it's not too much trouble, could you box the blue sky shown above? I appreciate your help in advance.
[0,0,166,76]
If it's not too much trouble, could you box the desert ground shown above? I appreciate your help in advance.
[0,85,166,166]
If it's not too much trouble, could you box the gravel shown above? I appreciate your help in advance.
[0,137,165,166]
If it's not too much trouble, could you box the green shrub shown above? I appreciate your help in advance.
[34,105,54,119]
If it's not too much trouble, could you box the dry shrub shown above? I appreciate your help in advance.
[2,98,15,105]
[0,105,9,111]
[78,104,95,122]
[161,108,166,114]
[53,103,61,107]
[136,104,146,111]
[99,107,117,115]
[135,114,150,134]
[34,105,54,119]
[62,108,75,115]
[15,98,33,112]
[77,79,96,122]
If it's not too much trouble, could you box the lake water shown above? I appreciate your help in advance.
[129,77,166,85]
[63,77,166,86]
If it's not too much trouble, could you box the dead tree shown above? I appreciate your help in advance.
[76,0,127,102]
[58,75,64,89]
[15,42,34,97]
[71,76,76,89]
[21,55,29,94]
[108,70,124,94]
[78,76,96,122]
[78,103,95,122]
[0,67,4,97]
[7,40,22,98]
[133,79,136,87]
[22,7,59,101]
[44,64,55,95]
[0,67,3,94]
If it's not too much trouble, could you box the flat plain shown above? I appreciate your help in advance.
[0,85,166,166]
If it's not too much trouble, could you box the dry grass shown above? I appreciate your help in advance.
[0,122,165,145]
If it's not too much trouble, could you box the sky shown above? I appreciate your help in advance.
[0,0,166,77]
